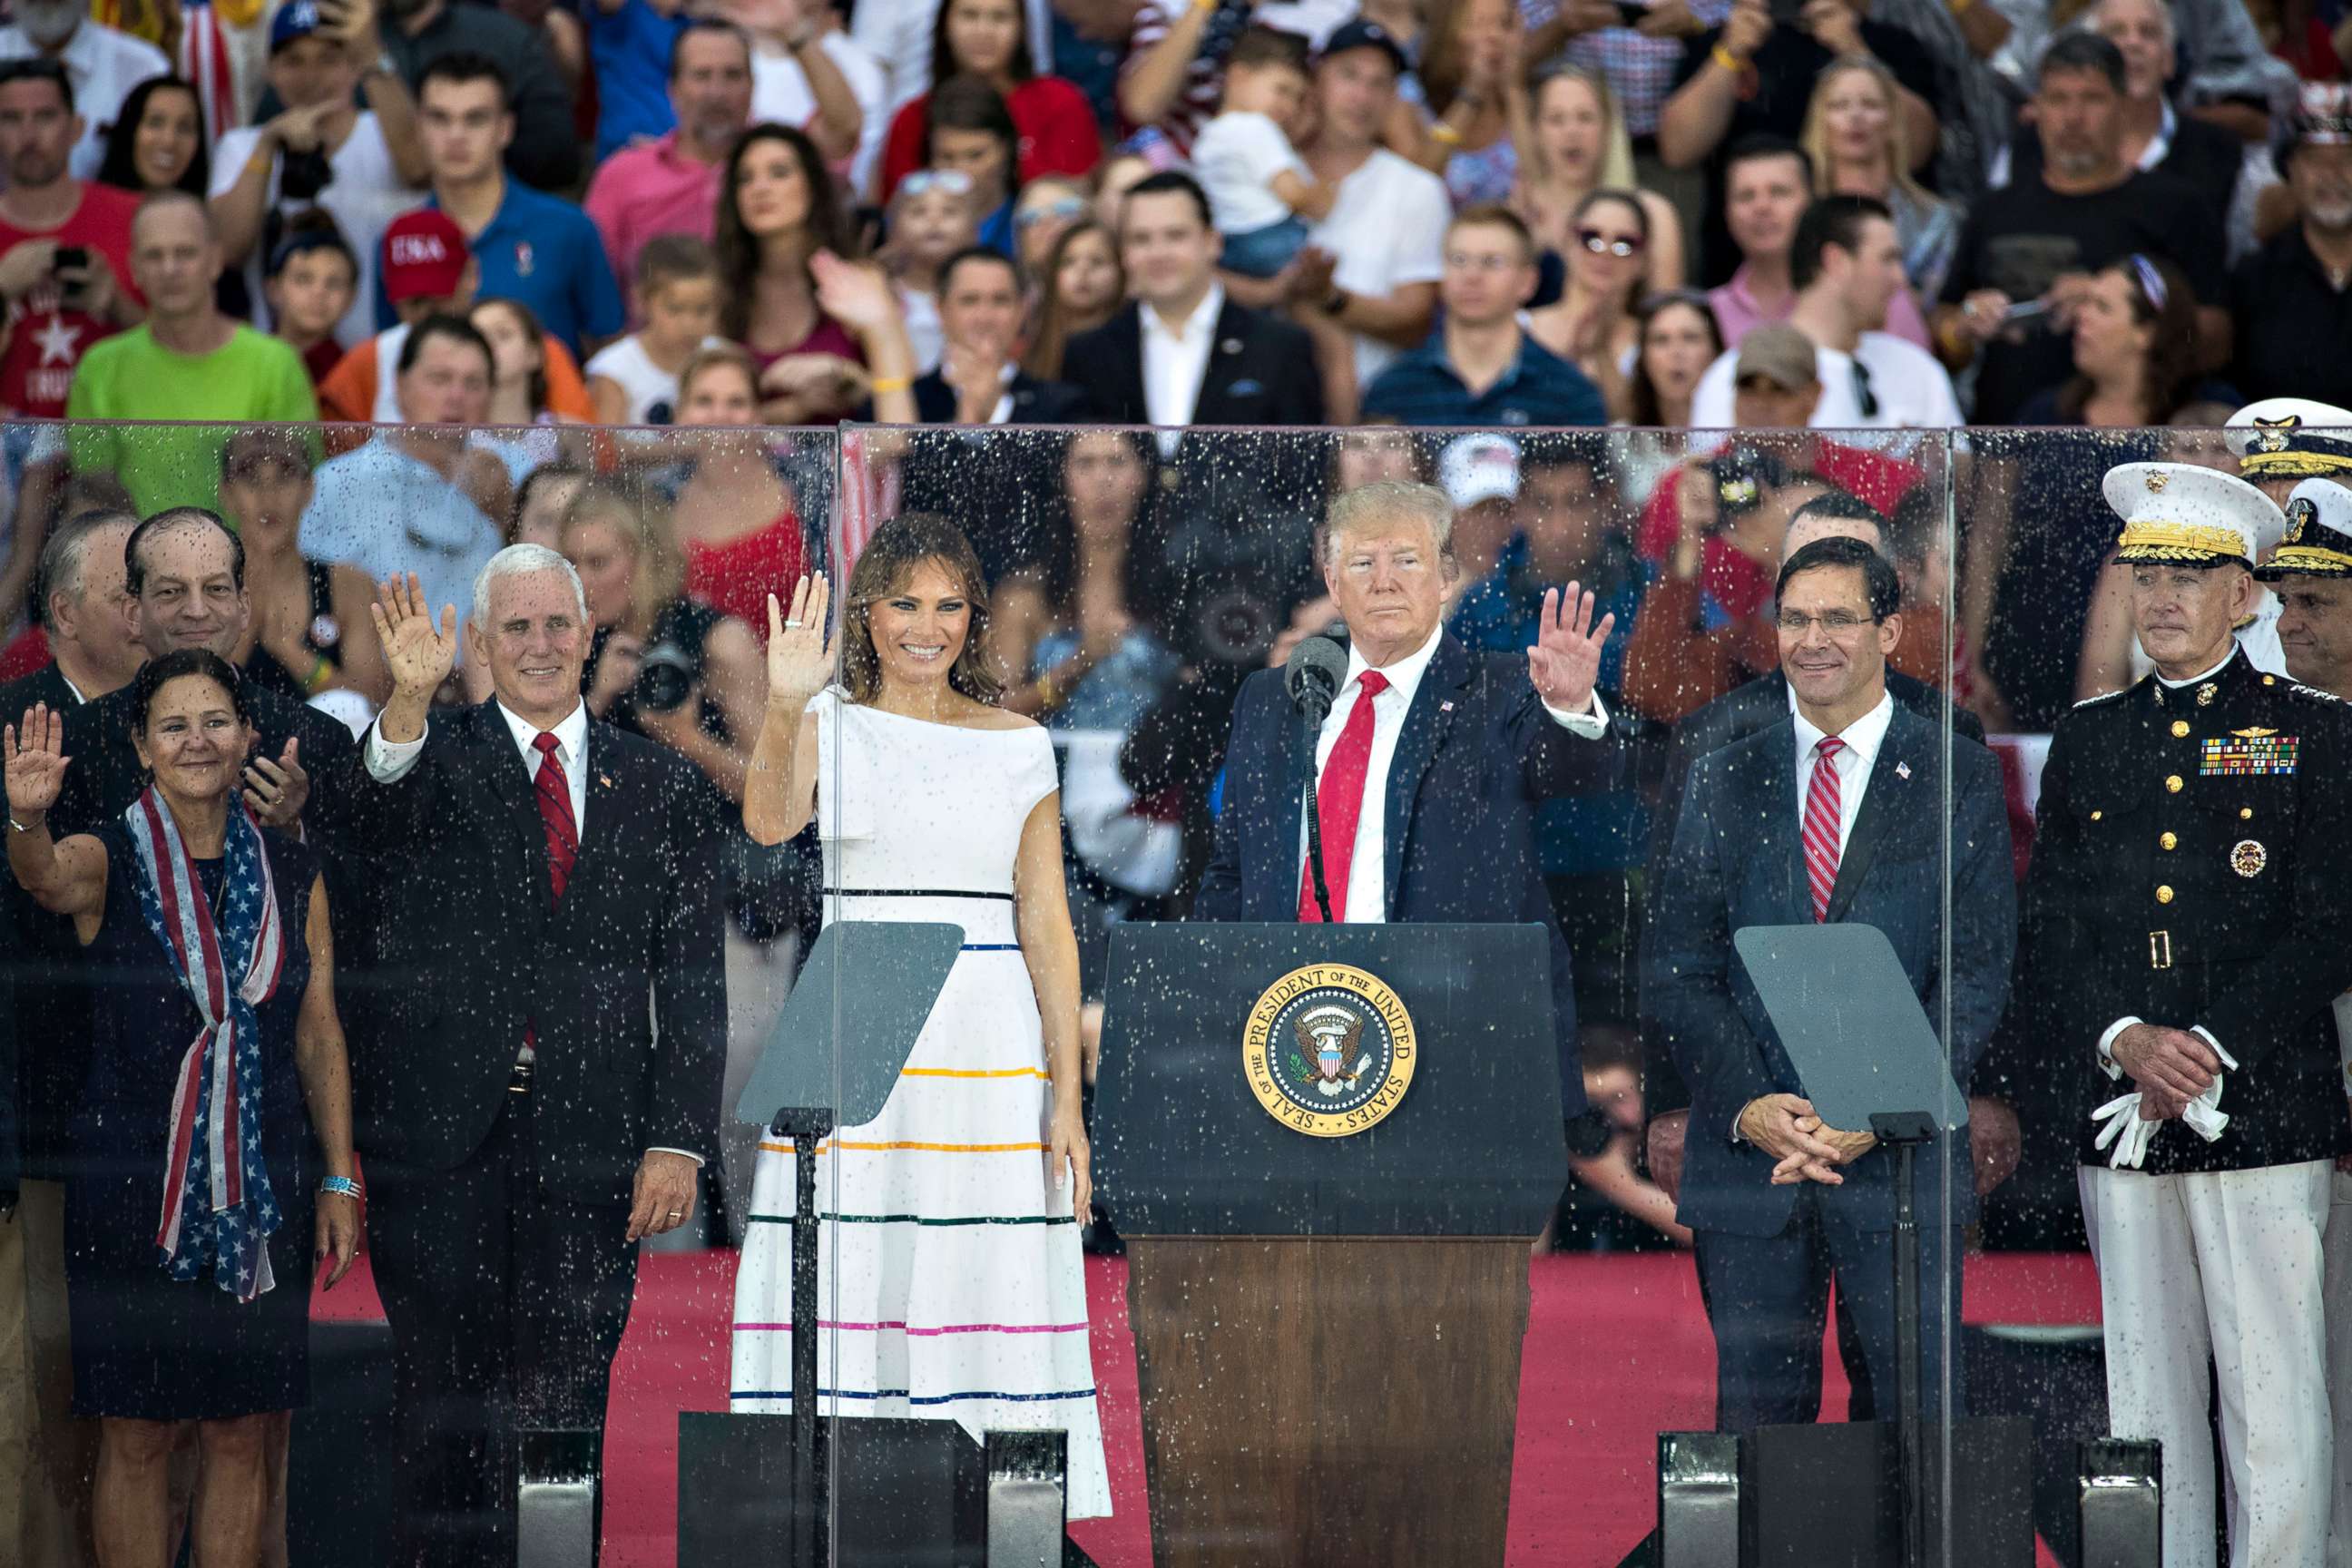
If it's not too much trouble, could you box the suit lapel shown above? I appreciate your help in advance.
[1752,720,1808,923]
[1381,637,1466,917]
[1112,305,1147,422]
[1193,300,1249,423]
[1824,707,1919,923]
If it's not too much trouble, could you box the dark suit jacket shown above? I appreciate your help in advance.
[911,368,1090,425]
[1195,634,1621,1114]
[335,701,727,1203]
[0,663,81,1188]
[1062,298,1324,429]
[1641,667,1983,1119]
[1646,702,2016,1237]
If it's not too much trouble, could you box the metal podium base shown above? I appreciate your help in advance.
[519,1430,600,1568]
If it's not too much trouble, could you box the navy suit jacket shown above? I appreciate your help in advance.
[1194,633,1621,1115]
[1646,701,2016,1236]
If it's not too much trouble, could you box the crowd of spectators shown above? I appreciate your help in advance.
[0,0,2343,1244]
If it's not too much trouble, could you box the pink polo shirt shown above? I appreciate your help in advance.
[1709,262,1932,352]
[583,131,724,319]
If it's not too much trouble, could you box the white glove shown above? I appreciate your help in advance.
[2088,1036,2243,1170]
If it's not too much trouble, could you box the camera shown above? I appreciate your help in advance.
[1705,446,1790,524]
[632,640,699,713]
[279,147,333,201]
[1153,503,1318,675]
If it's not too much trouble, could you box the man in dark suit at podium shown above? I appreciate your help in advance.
[1196,477,1621,1124]
[1646,536,2016,1431]
[348,558,728,1566]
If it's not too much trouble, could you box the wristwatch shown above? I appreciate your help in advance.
[7,810,43,834]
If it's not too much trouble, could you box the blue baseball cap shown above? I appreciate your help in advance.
[1319,18,1407,73]
[270,0,323,54]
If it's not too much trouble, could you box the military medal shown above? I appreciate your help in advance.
[2230,839,2268,877]
[2200,732,2298,776]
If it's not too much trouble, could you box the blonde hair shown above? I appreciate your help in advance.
[1527,66,1638,195]
[1801,56,1933,208]
[560,482,685,634]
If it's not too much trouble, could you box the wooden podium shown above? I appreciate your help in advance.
[1096,923,1570,1568]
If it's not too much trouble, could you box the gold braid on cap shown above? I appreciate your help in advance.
[2239,450,2352,478]
[2113,519,2249,561]
[2269,543,2352,573]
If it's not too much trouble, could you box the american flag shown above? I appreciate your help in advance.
[128,788,287,1303]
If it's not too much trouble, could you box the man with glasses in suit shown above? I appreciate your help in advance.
[1690,195,1960,430]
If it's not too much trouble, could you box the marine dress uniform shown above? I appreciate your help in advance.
[2253,475,2352,1568]
[2013,462,2352,1568]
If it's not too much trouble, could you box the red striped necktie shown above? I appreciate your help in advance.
[1300,670,1388,922]
[1802,735,1845,922]
[531,731,578,900]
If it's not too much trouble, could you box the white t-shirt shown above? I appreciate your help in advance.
[0,22,170,180]
[1307,148,1449,389]
[210,111,416,351]
[1193,110,1305,236]
[1689,330,1965,432]
[750,29,892,200]
[583,332,727,426]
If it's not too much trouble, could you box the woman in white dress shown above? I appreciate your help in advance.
[730,514,1110,1517]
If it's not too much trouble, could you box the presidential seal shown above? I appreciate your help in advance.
[1241,964,1417,1138]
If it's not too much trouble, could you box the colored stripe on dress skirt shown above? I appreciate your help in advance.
[730,1387,1099,1405]
[747,1211,1074,1225]
[735,1319,1088,1335]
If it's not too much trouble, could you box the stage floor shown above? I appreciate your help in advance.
[316,1247,2101,1567]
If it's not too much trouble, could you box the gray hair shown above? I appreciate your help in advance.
[1323,479,1455,574]
[473,542,588,630]
[34,507,136,631]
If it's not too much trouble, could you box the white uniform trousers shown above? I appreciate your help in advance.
[2327,1161,2352,1568]
[2081,1160,2334,1568]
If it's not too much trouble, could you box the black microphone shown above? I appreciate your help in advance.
[1285,634,1348,724]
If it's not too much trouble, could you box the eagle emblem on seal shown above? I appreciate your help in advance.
[1292,1004,1373,1097]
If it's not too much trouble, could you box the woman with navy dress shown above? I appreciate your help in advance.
[4,647,359,1568]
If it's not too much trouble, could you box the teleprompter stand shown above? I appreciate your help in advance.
[674,921,1089,1566]
[1649,925,2034,1567]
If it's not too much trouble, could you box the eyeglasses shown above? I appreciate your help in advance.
[898,169,975,199]
[1016,197,1086,229]
[1775,610,1876,634]
[1577,228,1644,259]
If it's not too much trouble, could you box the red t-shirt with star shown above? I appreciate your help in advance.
[0,182,142,419]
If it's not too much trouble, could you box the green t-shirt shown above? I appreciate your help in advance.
[66,324,319,516]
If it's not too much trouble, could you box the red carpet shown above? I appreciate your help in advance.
[318,1249,2101,1566]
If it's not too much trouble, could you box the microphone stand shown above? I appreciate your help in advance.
[1298,696,1335,923]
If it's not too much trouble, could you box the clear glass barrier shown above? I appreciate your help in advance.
[31,416,2318,1563]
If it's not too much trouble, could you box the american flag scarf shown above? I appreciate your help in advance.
[127,788,287,1303]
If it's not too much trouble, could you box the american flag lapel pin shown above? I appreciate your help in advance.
[1440,701,1454,712]
[598,773,614,789]
[1896,760,1912,780]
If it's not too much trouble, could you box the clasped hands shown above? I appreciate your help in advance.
[1738,1093,1876,1187]
[2092,1023,2238,1170]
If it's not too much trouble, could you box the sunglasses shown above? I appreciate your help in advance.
[1016,197,1087,229]
[1578,228,1644,258]
[899,169,975,199]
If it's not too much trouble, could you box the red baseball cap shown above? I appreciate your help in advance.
[380,210,469,304]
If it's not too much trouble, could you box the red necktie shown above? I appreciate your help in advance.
[1299,670,1389,922]
[1802,735,1845,922]
[532,731,578,900]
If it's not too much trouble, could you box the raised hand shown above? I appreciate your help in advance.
[766,573,834,710]
[242,736,308,828]
[1526,583,1615,716]
[4,703,70,819]
[370,573,458,700]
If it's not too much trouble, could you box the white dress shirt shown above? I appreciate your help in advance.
[1788,688,1896,859]
[1301,625,1611,923]
[363,698,702,1164]
[1141,281,1223,458]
